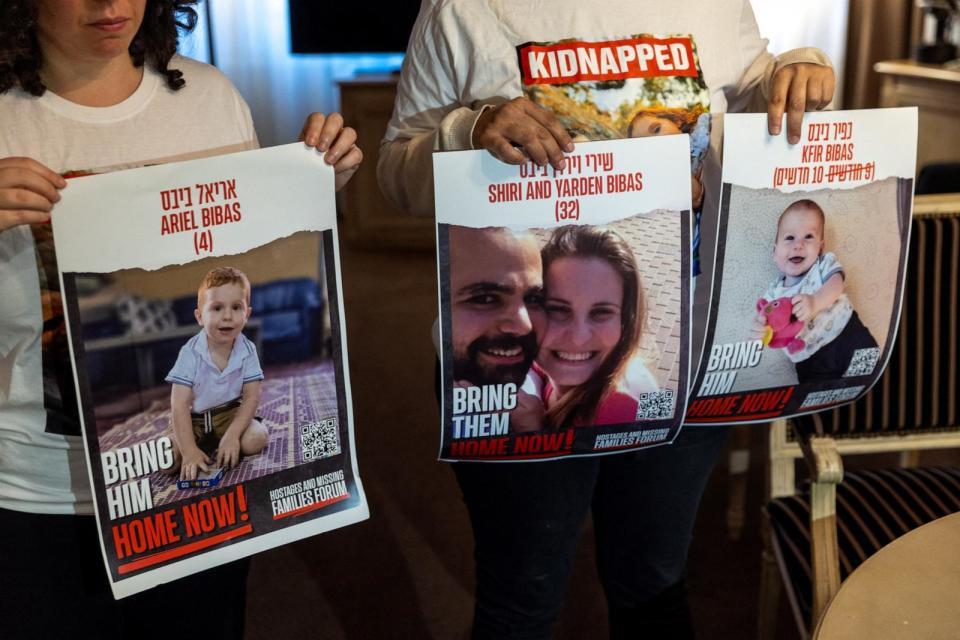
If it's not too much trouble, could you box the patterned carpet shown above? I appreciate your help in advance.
[99,360,339,506]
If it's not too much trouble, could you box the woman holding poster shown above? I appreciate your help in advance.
[380,0,836,636]
[0,1,360,637]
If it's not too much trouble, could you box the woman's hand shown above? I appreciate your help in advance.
[0,157,66,232]
[299,112,363,192]
[472,97,574,170]
[767,63,836,144]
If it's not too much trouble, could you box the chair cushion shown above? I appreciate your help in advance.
[765,465,960,623]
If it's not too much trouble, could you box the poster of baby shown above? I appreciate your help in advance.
[434,136,693,461]
[52,144,368,598]
[687,108,917,424]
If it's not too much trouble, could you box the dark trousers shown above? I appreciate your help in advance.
[0,507,248,640]
[796,310,878,383]
[453,426,729,639]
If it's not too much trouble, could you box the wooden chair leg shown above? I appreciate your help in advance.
[809,482,841,628]
[768,419,796,500]
[801,438,843,631]
[726,425,752,541]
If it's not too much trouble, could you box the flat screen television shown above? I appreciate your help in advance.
[289,1,420,54]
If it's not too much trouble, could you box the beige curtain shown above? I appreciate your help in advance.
[843,0,915,108]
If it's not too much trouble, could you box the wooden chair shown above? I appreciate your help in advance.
[758,194,960,639]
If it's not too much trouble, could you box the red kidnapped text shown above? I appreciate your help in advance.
[519,37,697,85]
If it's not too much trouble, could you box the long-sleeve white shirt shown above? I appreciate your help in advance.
[378,0,831,220]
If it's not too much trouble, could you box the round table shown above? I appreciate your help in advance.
[813,511,960,639]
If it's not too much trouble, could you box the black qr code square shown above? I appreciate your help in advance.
[299,418,341,461]
[843,347,880,377]
[635,390,676,421]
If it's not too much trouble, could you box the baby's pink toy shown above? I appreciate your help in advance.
[757,297,805,354]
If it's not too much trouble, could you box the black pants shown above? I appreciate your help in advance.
[440,363,728,639]
[796,310,878,383]
[0,507,248,640]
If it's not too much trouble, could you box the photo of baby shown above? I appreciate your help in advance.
[755,199,878,383]
[700,177,909,396]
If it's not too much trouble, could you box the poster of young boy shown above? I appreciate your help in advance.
[52,144,368,597]
[687,108,917,424]
[435,136,691,461]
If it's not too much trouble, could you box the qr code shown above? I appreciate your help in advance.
[799,386,864,409]
[843,347,880,377]
[636,390,676,420]
[299,418,341,461]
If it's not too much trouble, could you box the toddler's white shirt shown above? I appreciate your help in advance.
[761,252,853,362]
[166,331,264,413]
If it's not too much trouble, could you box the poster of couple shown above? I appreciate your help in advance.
[434,135,694,461]
[434,107,918,461]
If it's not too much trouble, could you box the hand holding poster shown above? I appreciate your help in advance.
[435,136,692,461]
[688,108,918,423]
[53,144,368,597]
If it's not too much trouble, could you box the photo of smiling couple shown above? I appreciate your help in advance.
[441,209,687,455]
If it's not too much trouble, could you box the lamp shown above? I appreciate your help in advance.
[915,0,959,63]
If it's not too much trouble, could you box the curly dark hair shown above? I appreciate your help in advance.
[0,0,200,96]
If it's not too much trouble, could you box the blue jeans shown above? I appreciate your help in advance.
[453,425,729,639]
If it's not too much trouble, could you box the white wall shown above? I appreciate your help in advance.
[750,0,849,105]
[205,0,403,147]
[177,3,211,64]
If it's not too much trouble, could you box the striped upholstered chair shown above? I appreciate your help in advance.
[759,194,960,639]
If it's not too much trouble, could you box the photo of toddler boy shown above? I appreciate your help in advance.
[166,267,268,480]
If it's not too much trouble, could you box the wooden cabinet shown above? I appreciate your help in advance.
[874,60,960,175]
[338,76,433,250]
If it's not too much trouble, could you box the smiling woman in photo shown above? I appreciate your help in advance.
[534,225,658,429]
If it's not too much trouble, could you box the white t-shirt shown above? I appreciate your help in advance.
[761,252,853,362]
[377,0,832,353]
[0,56,257,515]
